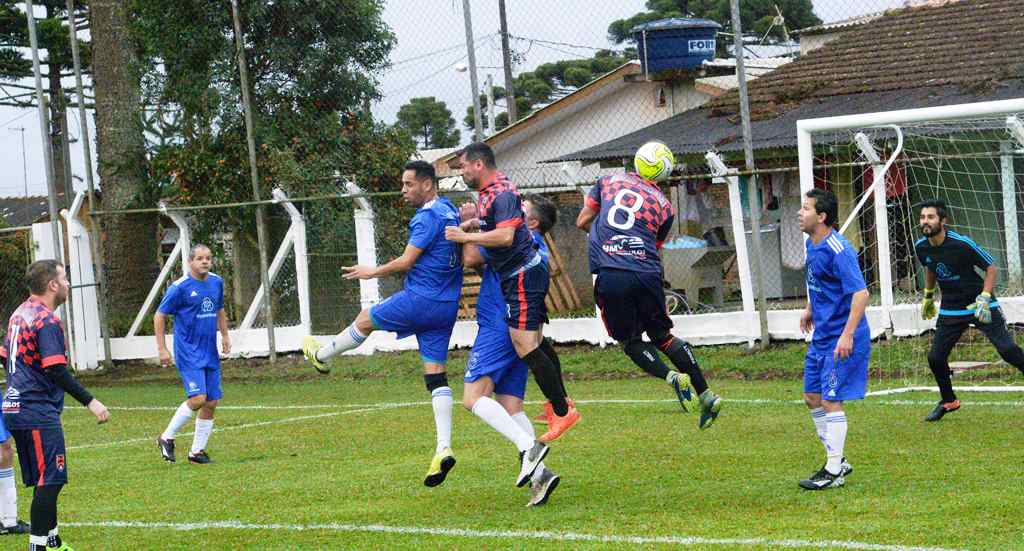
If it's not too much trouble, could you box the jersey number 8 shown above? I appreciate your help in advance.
[606,188,645,230]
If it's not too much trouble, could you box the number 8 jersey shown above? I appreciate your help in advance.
[585,172,675,275]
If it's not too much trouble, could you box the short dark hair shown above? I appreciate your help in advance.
[189,243,212,260]
[918,198,948,221]
[458,142,497,169]
[403,160,436,184]
[806,188,838,227]
[25,259,63,295]
[524,193,558,235]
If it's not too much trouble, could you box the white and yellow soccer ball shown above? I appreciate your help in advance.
[633,141,675,182]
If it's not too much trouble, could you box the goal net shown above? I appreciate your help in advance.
[798,100,1024,387]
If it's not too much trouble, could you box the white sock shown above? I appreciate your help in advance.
[431,386,453,454]
[30,535,48,546]
[0,467,16,527]
[824,411,848,474]
[511,412,547,482]
[317,323,368,361]
[191,418,214,454]
[162,401,195,440]
[471,397,534,452]
[810,407,827,451]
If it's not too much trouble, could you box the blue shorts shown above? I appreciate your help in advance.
[179,366,223,401]
[803,340,870,401]
[0,415,9,442]
[370,290,458,364]
[11,427,67,487]
[500,261,549,331]
[464,325,528,400]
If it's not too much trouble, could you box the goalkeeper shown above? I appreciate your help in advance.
[914,199,1024,421]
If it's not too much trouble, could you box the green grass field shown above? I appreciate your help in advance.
[8,343,1024,550]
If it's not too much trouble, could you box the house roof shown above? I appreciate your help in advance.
[437,61,642,168]
[550,0,1024,163]
[0,193,69,227]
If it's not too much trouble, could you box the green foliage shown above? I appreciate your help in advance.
[465,49,634,131]
[396,96,460,149]
[132,0,413,246]
[0,0,90,98]
[607,0,821,44]
[0,227,30,319]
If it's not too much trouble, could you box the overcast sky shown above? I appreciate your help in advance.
[0,0,905,199]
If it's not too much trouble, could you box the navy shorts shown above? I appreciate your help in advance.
[11,427,67,487]
[500,261,549,331]
[595,268,673,342]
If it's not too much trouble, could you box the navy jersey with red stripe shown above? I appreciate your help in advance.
[1,298,68,429]
[586,172,675,274]
[477,172,535,279]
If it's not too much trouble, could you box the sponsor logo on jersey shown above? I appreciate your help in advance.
[602,235,646,258]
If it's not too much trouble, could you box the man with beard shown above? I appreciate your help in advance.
[914,199,1024,421]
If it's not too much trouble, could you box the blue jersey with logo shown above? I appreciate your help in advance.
[805,231,869,350]
[476,231,549,329]
[405,197,463,302]
[586,173,675,274]
[477,172,536,279]
[158,273,224,370]
[914,230,996,315]
[1,298,68,429]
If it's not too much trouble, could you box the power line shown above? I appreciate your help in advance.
[509,34,624,54]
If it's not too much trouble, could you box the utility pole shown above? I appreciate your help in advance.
[730,0,770,348]
[8,127,28,196]
[498,0,517,123]
[462,0,484,142]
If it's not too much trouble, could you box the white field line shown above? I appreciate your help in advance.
[60,520,969,551]
[867,386,1024,396]
[67,405,396,451]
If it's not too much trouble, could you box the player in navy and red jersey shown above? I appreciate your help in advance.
[576,165,722,430]
[445,142,580,443]
[1,260,109,551]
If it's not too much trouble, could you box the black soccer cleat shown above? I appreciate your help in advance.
[157,437,176,463]
[799,467,845,490]
[0,520,30,535]
[188,450,212,464]
[925,399,960,422]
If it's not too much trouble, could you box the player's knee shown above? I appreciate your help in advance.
[0,441,12,467]
[353,309,374,334]
[926,349,946,370]
[803,394,821,409]
[203,399,219,411]
[648,331,673,351]
[187,395,208,410]
[621,337,644,356]
[462,394,478,411]
[424,372,449,393]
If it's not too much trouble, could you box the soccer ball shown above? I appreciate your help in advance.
[634,141,675,182]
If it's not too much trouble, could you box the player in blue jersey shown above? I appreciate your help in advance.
[1,260,110,551]
[914,199,1024,421]
[155,244,230,465]
[0,419,29,535]
[577,166,723,429]
[460,194,561,506]
[301,160,464,487]
[797,189,870,490]
[445,142,580,444]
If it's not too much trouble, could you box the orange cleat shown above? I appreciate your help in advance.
[534,398,574,425]
[539,404,580,443]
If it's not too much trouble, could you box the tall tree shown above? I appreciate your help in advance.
[608,0,820,44]
[90,0,157,331]
[397,96,459,149]
[0,0,91,201]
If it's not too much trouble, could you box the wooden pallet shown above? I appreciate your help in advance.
[457,234,582,317]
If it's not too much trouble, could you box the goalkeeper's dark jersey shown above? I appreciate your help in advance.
[914,230,997,316]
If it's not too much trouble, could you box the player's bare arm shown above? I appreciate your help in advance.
[575,204,597,232]
[218,309,231,354]
[445,225,514,248]
[154,312,172,367]
[799,303,814,334]
[835,289,869,360]
[343,243,424,280]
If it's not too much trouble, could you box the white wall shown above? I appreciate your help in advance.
[495,77,712,190]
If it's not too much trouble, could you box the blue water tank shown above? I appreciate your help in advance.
[632,18,722,75]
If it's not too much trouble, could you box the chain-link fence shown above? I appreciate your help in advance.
[0,228,33,319]
[4,0,1018,370]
